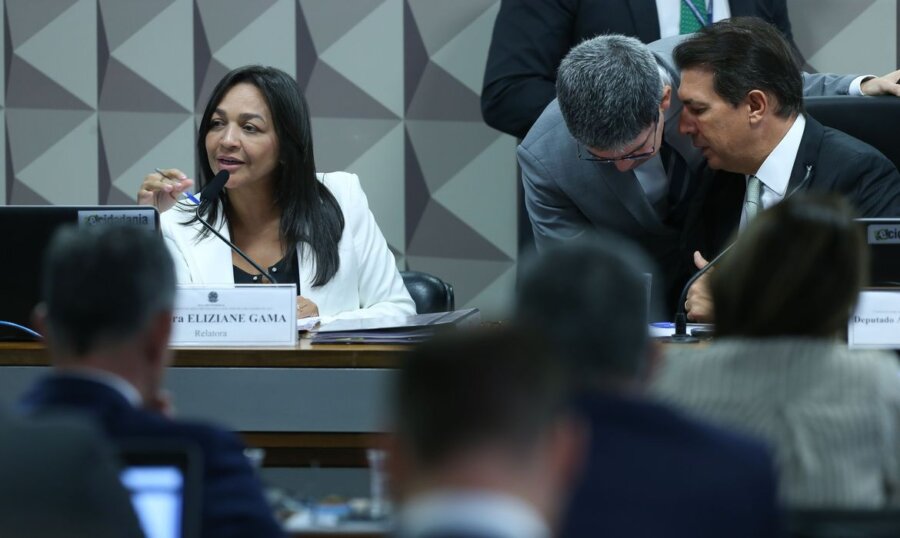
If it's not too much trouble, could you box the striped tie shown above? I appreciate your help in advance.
[744,175,763,223]
[680,0,708,34]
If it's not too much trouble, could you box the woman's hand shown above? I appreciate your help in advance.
[297,296,320,319]
[138,168,194,213]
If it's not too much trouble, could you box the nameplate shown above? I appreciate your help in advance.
[848,289,900,349]
[171,285,297,346]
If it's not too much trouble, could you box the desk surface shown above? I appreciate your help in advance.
[0,339,409,368]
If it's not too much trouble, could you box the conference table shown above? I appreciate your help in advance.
[0,339,405,537]
[0,339,408,468]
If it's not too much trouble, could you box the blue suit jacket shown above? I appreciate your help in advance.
[19,375,285,538]
[562,392,781,538]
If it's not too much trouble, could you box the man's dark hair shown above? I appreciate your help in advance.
[393,327,565,468]
[516,235,660,385]
[673,17,803,118]
[713,193,866,338]
[193,65,345,287]
[42,225,176,355]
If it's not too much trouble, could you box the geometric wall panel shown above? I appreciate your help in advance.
[1,0,891,318]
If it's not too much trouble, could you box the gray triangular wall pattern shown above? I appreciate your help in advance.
[7,55,92,110]
[6,0,78,49]
[100,59,189,113]
[306,61,398,119]
[195,0,277,53]
[99,0,174,51]
[407,199,510,261]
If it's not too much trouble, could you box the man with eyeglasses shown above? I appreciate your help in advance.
[518,31,900,313]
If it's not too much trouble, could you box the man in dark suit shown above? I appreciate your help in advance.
[19,226,285,538]
[0,411,143,538]
[390,328,583,538]
[516,235,780,538]
[674,18,900,321]
[482,0,800,139]
[519,27,900,313]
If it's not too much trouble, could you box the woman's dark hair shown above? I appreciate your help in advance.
[712,193,868,338]
[188,65,344,287]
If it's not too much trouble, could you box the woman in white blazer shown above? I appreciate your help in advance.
[138,66,415,322]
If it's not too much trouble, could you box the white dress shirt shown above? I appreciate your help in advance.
[656,0,731,38]
[740,114,806,229]
[397,490,550,538]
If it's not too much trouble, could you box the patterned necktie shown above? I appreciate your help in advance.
[743,175,763,223]
[680,0,708,34]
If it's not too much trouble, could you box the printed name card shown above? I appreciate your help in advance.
[171,284,297,346]
[848,289,900,349]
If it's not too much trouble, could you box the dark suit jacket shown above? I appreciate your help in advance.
[0,411,143,538]
[685,116,900,265]
[482,0,798,138]
[562,392,780,538]
[19,375,285,538]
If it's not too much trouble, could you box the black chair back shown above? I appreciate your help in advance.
[804,96,900,170]
[400,271,455,314]
[789,508,900,538]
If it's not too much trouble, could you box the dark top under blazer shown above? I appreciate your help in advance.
[481,0,798,138]
[685,116,900,261]
[19,375,286,538]
[562,392,780,538]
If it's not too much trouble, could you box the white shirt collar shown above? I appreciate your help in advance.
[57,368,143,407]
[752,114,806,198]
[398,490,550,538]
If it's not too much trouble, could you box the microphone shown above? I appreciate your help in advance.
[668,164,814,343]
[193,170,278,284]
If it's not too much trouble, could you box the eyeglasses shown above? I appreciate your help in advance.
[578,116,660,164]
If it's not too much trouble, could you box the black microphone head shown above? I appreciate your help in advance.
[202,170,230,204]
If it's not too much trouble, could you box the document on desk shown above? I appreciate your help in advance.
[311,308,480,344]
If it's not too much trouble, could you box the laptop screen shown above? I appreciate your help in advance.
[121,465,185,538]
[118,442,201,538]
[0,205,159,340]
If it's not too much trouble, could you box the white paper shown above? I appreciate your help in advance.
[848,290,900,349]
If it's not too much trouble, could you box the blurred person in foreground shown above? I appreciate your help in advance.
[138,65,415,323]
[390,328,584,538]
[655,193,900,507]
[0,410,142,538]
[18,225,285,538]
[517,234,780,538]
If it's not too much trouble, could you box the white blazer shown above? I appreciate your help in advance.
[161,171,416,322]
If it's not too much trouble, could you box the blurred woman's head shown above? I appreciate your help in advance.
[712,193,867,338]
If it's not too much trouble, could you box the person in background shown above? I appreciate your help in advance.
[654,193,900,508]
[138,65,415,323]
[19,225,286,538]
[0,410,143,538]
[675,17,900,322]
[390,327,584,538]
[517,234,780,538]
[482,0,806,139]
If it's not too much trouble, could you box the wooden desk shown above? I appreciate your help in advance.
[0,340,409,467]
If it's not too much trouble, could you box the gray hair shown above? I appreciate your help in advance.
[557,34,663,152]
[516,233,662,384]
[42,225,176,355]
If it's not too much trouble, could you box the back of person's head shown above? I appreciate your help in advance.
[673,17,802,118]
[393,327,566,471]
[41,225,176,356]
[713,193,867,338]
[556,34,663,152]
[517,235,660,387]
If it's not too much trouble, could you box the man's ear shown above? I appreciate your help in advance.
[661,84,673,111]
[31,303,49,341]
[144,311,173,366]
[746,89,768,124]
[547,415,588,495]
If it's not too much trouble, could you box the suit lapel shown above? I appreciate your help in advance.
[785,115,822,196]
[626,0,661,42]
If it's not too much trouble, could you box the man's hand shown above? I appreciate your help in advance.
[860,69,900,97]
[685,251,715,323]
